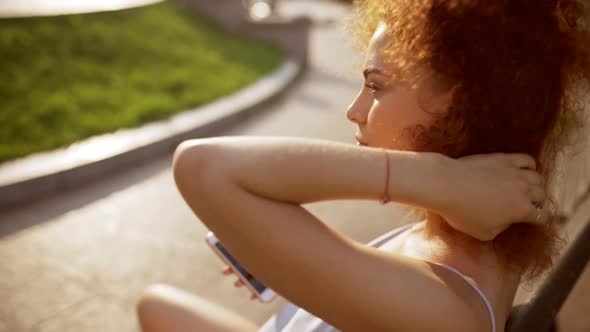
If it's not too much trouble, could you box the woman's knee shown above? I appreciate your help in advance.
[136,283,191,317]
[135,283,259,332]
[136,284,173,331]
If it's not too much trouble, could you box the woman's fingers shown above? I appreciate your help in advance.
[508,154,536,170]
[528,185,546,203]
[521,169,543,185]
[524,204,550,225]
[221,266,257,300]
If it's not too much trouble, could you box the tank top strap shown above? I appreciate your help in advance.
[431,263,496,332]
[259,222,496,332]
[366,223,418,248]
[368,223,496,332]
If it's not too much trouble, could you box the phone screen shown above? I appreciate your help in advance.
[213,241,269,294]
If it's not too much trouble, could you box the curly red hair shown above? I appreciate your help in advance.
[352,0,589,284]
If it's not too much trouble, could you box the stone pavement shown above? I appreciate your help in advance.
[0,1,589,331]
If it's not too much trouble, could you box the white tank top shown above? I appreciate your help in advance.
[257,223,496,332]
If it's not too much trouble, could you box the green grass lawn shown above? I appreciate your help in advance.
[0,1,283,162]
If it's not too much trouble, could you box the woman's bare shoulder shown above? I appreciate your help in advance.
[393,230,520,332]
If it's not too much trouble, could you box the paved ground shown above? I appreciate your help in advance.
[0,1,589,331]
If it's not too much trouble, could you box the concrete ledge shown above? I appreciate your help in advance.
[0,58,302,210]
[241,16,311,65]
[178,0,312,64]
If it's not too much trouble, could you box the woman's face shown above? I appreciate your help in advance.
[346,23,453,150]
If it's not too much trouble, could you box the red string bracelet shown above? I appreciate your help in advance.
[381,149,391,204]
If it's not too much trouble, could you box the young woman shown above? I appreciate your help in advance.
[136,0,589,331]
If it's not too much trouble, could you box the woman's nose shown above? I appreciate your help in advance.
[346,93,369,124]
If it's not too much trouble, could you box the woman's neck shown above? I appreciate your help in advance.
[416,211,506,285]
[420,211,492,249]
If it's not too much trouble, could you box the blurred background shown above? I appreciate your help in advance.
[0,1,588,331]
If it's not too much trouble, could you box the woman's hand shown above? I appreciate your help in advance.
[426,153,548,241]
[221,266,259,301]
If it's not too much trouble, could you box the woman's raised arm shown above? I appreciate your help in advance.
[174,136,546,240]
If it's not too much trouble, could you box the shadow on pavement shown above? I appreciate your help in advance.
[0,154,173,239]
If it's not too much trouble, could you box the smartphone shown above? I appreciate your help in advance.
[206,231,277,302]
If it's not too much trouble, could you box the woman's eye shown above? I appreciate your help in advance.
[364,82,379,93]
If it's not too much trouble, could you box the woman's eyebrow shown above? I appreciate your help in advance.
[363,66,385,79]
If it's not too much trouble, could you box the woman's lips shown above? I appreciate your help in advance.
[355,135,368,146]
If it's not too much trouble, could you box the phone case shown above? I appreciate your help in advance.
[205,232,277,302]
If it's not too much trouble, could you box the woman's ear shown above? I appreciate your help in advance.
[417,81,459,116]
[437,84,459,110]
